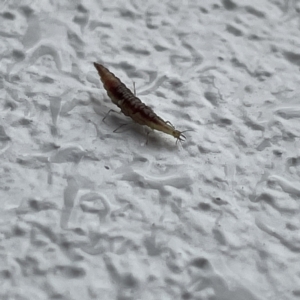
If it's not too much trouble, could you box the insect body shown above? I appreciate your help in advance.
[93,62,186,142]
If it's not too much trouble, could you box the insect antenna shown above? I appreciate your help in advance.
[181,129,194,135]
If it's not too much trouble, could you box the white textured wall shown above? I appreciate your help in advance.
[1,0,300,299]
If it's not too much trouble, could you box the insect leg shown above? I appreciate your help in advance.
[113,123,128,133]
[102,109,120,123]
[165,121,175,128]
[144,128,155,145]
[133,81,136,96]
[113,121,134,133]
[145,130,151,145]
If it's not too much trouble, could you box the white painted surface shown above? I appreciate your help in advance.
[1,0,300,299]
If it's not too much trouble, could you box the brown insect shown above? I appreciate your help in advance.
[93,62,186,143]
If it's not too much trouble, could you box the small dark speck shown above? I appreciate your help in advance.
[105,166,109,170]
[198,145,210,154]
[19,118,32,126]
[77,4,88,13]
[72,227,85,235]
[218,56,224,61]
[12,49,25,60]
[244,85,254,93]
[182,291,192,299]
[138,157,148,162]
[14,226,27,236]
[58,265,86,278]
[39,104,48,111]
[222,0,237,10]
[11,75,21,82]
[123,45,150,56]
[213,197,227,205]
[118,61,135,71]
[283,51,300,66]
[191,257,209,269]
[198,203,210,211]
[120,8,136,18]
[169,79,183,88]
[226,24,243,36]
[20,6,34,17]
[148,275,156,282]
[256,70,272,80]
[154,44,168,52]
[2,12,15,20]
[123,273,138,287]
[270,45,278,53]
[286,157,300,167]
[286,222,297,231]
[204,91,219,106]
[212,4,220,9]
[29,199,39,210]
[50,292,64,299]
[273,150,282,157]
[244,6,265,18]
[200,7,208,13]
[73,16,87,26]
[1,270,11,278]
[220,118,232,125]
[60,241,72,251]
[293,290,300,296]
[39,76,54,84]
[248,34,261,41]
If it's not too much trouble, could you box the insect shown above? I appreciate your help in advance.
[93,62,186,143]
